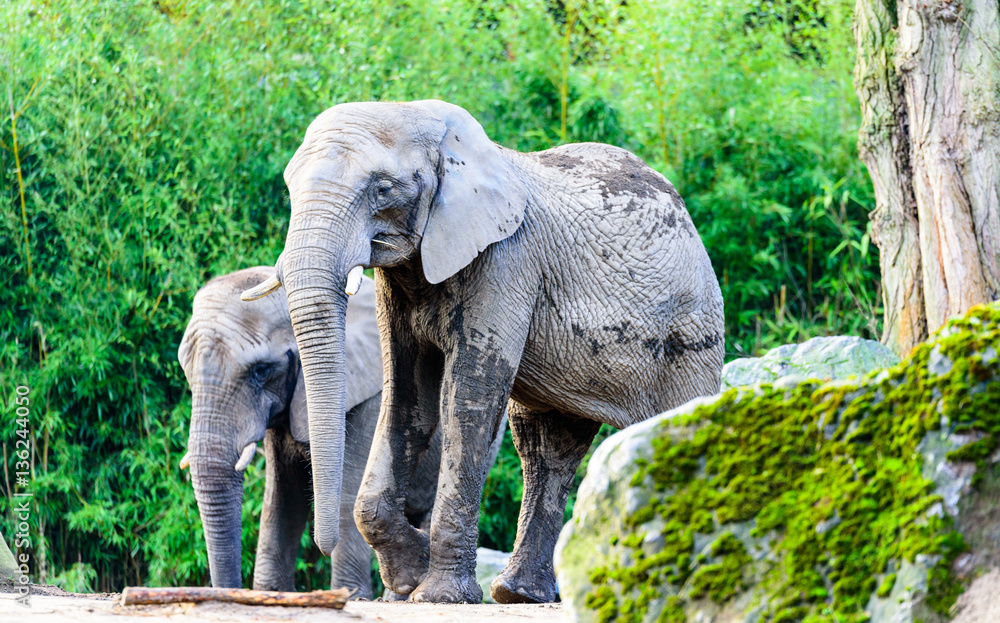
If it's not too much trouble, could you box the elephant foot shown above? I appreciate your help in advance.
[347,584,374,601]
[374,527,430,595]
[490,561,558,604]
[410,569,483,604]
[380,589,409,602]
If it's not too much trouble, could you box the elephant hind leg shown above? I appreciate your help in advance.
[491,404,601,604]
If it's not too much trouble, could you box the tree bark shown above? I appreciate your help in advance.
[854,0,1000,355]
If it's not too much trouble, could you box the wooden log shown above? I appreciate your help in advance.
[120,586,352,609]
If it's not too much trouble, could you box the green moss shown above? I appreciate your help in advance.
[772,607,809,623]
[586,583,620,623]
[924,532,969,614]
[584,303,1000,623]
[876,573,896,598]
[688,533,751,602]
[657,596,686,623]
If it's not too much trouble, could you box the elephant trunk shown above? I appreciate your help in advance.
[188,392,245,588]
[282,231,355,557]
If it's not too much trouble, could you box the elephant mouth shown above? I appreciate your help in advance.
[371,234,415,265]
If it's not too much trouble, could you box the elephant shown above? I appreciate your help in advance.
[240,100,725,604]
[178,267,443,597]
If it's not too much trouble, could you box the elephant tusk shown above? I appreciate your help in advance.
[373,238,400,250]
[241,275,281,302]
[345,265,365,296]
[179,453,191,470]
[234,443,257,471]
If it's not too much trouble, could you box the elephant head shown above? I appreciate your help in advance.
[180,267,381,586]
[240,100,529,554]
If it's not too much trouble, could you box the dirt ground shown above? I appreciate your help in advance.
[0,586,566,623]
[6,573,1000,622]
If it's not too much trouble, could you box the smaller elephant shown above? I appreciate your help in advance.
[178,267,444,597]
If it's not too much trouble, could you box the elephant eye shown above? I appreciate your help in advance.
[249,362,273,385]
[376,180,393,197]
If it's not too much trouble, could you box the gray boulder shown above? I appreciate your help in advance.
[477,548,511,603]
[0,531,21,582]
[555,306,1000,623]
[721,335,899,390]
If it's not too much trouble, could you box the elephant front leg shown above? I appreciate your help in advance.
[491,406,601,604]
[408,354,514,604]
[253,429,311,592]
[354,345,442,595]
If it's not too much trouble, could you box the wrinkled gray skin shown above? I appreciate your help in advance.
[179,267,444,597]
[250,100,724,604]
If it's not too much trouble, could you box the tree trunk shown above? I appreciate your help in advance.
[854,0,1000,355]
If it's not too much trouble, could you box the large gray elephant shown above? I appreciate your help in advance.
[178,267,440,597]
[242,100,725,604]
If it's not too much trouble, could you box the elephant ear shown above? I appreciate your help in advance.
[342,275,383,411]
[412,100,529,285]
[289,365,310,444]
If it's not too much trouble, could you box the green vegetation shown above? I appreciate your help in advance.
[1,0,876,591]
[875,573,896,598]
[687,533,751,603]
[583,302,1000,622]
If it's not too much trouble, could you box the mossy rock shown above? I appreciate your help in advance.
[554,303,1000,623]
[721,336,900,391]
